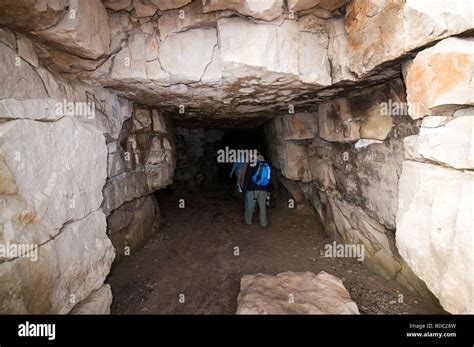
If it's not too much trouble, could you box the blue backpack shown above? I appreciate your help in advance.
[252,162,270,186]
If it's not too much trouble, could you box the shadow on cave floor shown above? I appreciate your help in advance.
[107,184,445,315]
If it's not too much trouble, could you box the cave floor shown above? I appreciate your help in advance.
[108,185,446,315]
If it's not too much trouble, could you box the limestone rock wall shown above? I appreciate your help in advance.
[107,194,161,264]
[265,35,474,312]
[103,105,175,215]
[0,31,110,314]
[264,80,433,299]
[0,30,175,314]
[101,100,175,271]
[396,37,474,314]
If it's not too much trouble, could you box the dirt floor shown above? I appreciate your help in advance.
[108,185,446,315]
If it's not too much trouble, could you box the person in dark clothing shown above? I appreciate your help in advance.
[242,154,270,228]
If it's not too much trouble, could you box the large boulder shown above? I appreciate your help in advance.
[0,34,49,99]
[404,114,474,170]
[326,17,357,84]
[396,161,474,314]
[350,83,402,141]
[158,28,218,83]
[218,17,299,77]
[34,0,111,59]
[317,81,405,143]
[0,210,114,314]
[403,37,474,118]
[0,91,116,314]
[218,16,331,86]
[109,32,161,82]
[0,28,129,139]
[0,0,68,31]
[0,98,61,121]
[236,271,359,314]
[345,0,474,76]
[297,15,332,85]
[0,33,134,313]
[317,98,360,143]
[273,113,318,141]
[0,116,107,245]
[277,142,312,182]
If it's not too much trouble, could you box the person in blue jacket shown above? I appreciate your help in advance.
[242,154,271,228]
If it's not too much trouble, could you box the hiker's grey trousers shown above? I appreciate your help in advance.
[244,190,268,227]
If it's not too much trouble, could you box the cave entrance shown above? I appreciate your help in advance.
[107,120,444,315]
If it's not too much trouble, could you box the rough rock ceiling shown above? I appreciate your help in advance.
[91,0,401,127]
[1,0,471,127]
[165,65,404,128]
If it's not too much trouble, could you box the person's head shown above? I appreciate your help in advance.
[249,150,263,167]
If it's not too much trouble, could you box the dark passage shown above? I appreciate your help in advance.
[171,127,265,194]
[107,127,444,315]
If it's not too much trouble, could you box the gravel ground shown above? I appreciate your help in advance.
[108,187,446,315]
